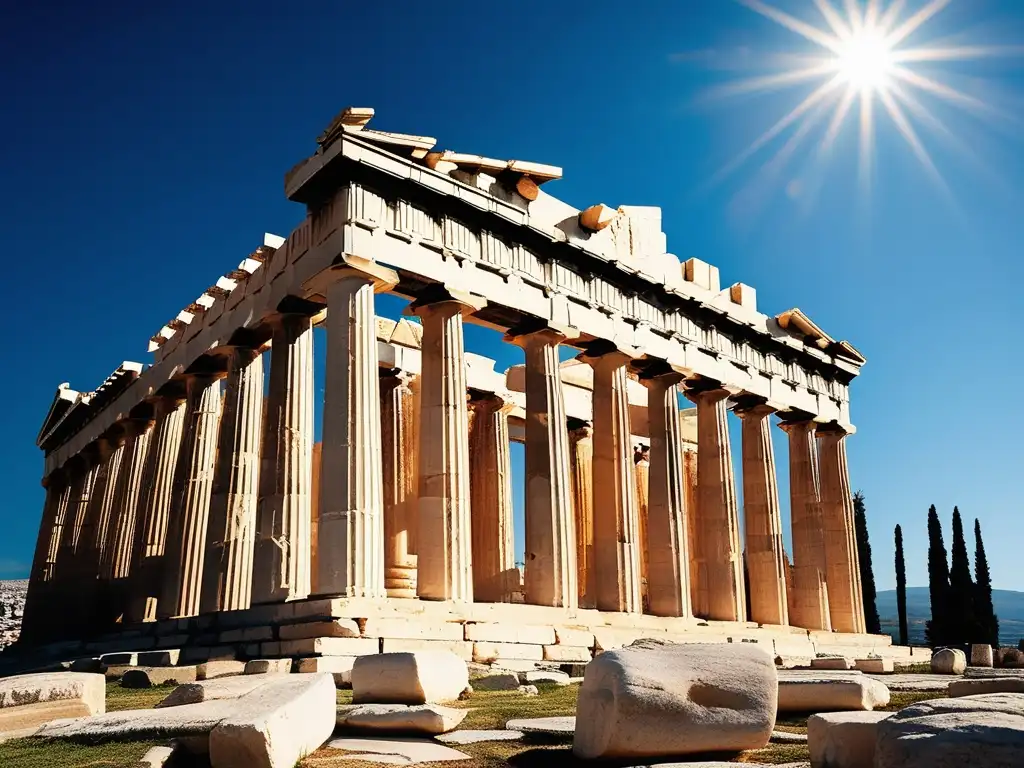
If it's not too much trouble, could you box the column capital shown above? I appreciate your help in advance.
[815,420,856,438]
[578,338,641,369]
[776,411,819,433]
[503,318,579,347]
[566,417,592,436]
[468,389,516,415]
[379,367,417,388]
[732,395,777,419]
[407,284,486,318]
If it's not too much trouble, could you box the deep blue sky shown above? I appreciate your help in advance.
[3,1,1023,594]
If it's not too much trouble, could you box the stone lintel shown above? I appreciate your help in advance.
[275,295,327,317]
[406,284,487,317]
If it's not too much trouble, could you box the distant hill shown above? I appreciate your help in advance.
[876,587,1024,647]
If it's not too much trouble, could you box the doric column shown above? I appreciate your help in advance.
[21,471,70,641]
[52,456,97,592]
[159,373,223,619]
[735,400,789,626]
[684,386,745,621]
[126,395,187,623]
[102,417,154,618]
[506,326,577,609]
[468,391,516,603]
[316,258,398,597]
[381,371,418,598]
[568,421,594,608]
[411,288,483,603]
[640,370,692,618]
[634,444,650,608]
[252,313,314,604]
[779,417,831,631]
[817,426,866,634]
[682,447,698,611]
[201,347,264,613]
[583,346,641,614]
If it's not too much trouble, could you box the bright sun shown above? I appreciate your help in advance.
[836,29,894,91]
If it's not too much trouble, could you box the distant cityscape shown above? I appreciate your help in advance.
[0,580,26,651]
[877,587,1024,647]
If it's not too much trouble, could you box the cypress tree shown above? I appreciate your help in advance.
[974,518,999,647]
[895,524,909,647]
[925,505,951,647]
[853,491,881,634]
[948,507,977,644]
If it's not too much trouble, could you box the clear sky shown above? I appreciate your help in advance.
[2,1,1022,594]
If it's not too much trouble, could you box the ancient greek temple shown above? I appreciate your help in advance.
[19,107,903,667]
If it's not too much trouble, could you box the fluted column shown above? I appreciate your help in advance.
[685,387,745,621]
[102,418,154,620]
[52,456,97,594]
[468,392,516,603]
[817,426,865,633]
[683,448,699,611]
[584,347,641,614]
[412,290,482,603]
[780,418,831,631]
[201,348,264,613]
[22,471,70,641]
[316,259,398,598]
[126,396,187,622]
[568,422,594,608]
[507,327,577,609]
[634,444,650,609]
[735,401,789,626]
[381,371,418,598]
[641,371,692,618]
[252,314,314,604]
[159,373,223,619]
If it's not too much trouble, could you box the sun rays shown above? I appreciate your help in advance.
[709,0,1019,208]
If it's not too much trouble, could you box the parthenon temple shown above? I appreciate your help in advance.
[18,107,907,668]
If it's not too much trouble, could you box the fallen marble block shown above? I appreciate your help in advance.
[932,647,967,675]
[472,672,519,691]
[573,641,777,759]
[138,650,181,667]
[336,703,467,734]
[121,666,197,688]
[949,678,1024,697]
[325,736,471,764]
[875,692,1024,768]
[156,676,273,707]
[0,672,105,740]
[197,660,246,680]
[505,716,575,735]
[437,729,525,744]
[352,651,468,705]
[295,656,356,687]
[808,710,891,768]
[209,672,337,768]
[778,675,890,712]
[244,659,292,675]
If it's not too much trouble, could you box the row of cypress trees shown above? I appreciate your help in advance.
[920,505,999,647]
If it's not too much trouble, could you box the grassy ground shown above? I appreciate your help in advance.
[0,678,946,768]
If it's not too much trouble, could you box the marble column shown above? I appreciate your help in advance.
[102,418,154,618]
[641,371,692,618]
[780,418,831,631]
[21,472,69,641]
[381,371,418,598]
[735,401,789,627]
[817,426,866,634]
[468,392,516,603]
[160,373,223,619]
[52,456,97,593]
[685,387,745,622]
[634,444,650,608]
[412,291,481,603]
[201,347,264,613]
[316,260,397,598]
[682,448,699,612]
[80,433,127,631]
[126,396,187,623]
[568,421,594,608]
[585,348,641,614]
[252,314,314,605]
[507,328,576,609]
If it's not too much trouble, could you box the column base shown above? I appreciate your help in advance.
[385,564,418,598]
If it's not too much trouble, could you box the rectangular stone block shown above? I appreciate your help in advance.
[122,666,198,688]
[543,645,592,663]
[472,642,544,662]
[138,650,180,667]
[380,639,474,661]
[221,626,274,643]
[197,660,247,680]
[159,634,191,646]
[278,619,360,641]
[364,617,464,641]
[279,637,379,657]
[854,658,894,674]
[260,642,282,657]
[99,652,138,666]
[465,623,555,645]
[554,627,595,648]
